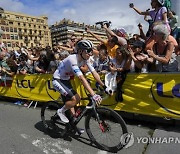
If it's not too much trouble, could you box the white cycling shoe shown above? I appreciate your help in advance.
[57,109,69,123]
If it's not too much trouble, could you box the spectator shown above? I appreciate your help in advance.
[34,54,49,73]
[85,27,119,59]
[129,0,170,34]
[147,24,178,72]
[144,9,154,37]
[95,45,110,75]
[109,46,131,102]
[168,10,179,40]
[102,24,128,47]
[47,52,61,73]
[17,53,30,75]
[129,40,151,73]
[0,55,17,77]
[145,21,178,51]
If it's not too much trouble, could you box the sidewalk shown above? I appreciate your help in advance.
[118,124,180,154]
[145,129,180,154]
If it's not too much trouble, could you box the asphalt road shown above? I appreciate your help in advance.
[0,99,180,154]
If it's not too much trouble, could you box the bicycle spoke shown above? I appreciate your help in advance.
[85,107,128,152]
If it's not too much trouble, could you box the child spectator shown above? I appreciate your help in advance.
[95,45,110,75]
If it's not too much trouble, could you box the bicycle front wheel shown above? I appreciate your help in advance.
[85,107,128,152]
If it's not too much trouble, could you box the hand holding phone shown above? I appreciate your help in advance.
[129,3,134,8]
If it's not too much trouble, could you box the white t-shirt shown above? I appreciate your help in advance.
[53,54,95,80]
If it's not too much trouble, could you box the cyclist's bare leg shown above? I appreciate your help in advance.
[60,94,81,113]
[70,107,76,116]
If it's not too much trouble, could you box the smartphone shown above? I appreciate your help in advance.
[129,3,134,8]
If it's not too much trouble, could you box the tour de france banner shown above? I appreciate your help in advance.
[0,73,179,119]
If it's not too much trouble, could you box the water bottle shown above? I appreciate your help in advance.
[75,108,82,117]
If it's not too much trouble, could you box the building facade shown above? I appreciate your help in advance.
[50,18,107,47]
[0,8,51,50]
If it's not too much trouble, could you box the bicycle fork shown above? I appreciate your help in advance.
[92,107,107,133]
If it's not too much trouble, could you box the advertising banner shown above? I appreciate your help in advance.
[0,73,179,119]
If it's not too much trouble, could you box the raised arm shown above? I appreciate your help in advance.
[85,27,105,44]
[129,3,149,16]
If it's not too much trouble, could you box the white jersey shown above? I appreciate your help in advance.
[53,54,95,80]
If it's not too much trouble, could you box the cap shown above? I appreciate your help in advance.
[117,28,127,36]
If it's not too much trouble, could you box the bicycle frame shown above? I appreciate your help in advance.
[68,97,101,130]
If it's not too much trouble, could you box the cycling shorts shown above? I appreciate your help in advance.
[52,78,77,103]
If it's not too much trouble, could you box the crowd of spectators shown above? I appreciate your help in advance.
[0,0,179,103]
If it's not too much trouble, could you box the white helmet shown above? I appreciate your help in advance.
[157,0,165,6]
[76,40,93,53]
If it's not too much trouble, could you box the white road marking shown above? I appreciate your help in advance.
[21,134,30,139]
[20,134,73,154]
[32,138,73,154]
[97,150,108,154]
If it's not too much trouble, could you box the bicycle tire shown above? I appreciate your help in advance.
[41,101,63,132]
[85,107,128,152]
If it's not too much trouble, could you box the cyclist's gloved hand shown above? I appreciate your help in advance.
[92,94,102,105]
[104,86,113,95]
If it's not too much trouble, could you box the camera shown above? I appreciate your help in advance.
[95,21,111,28]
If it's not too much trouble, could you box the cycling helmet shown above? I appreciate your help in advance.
[157,0,165,6]
[76,40,93,53]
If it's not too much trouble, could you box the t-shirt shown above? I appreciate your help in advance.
[104,41,119,58]
[149,7,170,31]
[149,7,168,22]
[53,54,95,80]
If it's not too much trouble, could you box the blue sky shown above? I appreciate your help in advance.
[0,0,151,34]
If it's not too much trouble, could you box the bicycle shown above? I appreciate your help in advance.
[41,89,128,152]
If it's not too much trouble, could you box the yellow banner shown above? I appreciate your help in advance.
[0,73,180,119]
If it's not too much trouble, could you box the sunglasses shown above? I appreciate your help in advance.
[85,48,93,55]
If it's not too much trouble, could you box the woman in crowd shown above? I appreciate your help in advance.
[130,0,170,33]
[147,24,178,72]
[109,46,131,102]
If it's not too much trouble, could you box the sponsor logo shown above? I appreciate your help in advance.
[151,79,180,116]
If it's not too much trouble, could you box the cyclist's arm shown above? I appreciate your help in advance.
[91,70,104,87]
[86,62,105,87]
[78,75,95,96]
[71,60,96,96]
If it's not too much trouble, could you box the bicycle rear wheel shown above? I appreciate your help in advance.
[85,107,128,152]
[41,101,64,133]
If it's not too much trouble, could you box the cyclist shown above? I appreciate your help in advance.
[52,40,112,123]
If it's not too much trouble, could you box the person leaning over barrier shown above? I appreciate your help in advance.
[147,24,178,72]
[52,40,112,124]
